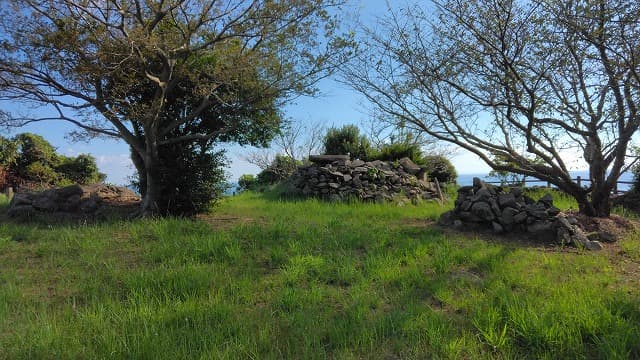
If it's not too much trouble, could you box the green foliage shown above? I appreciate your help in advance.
[256,155,300,185]
[133,145,228,216]
[57,154,106,184]
[422,155,457,183]
[323,125,374,160]
[0,192,638,358]
[0,133,104,188]
[371,142,425,165]
[238,174,257,192]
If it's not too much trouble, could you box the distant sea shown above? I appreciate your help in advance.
[458,170,635,191]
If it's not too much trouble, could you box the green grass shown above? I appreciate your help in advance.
[0,191,639,358]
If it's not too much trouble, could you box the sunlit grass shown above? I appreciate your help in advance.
[0,189,638,358]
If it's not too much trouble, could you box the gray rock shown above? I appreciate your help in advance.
[584,240,603,251]
[492,221,504,233]
[328,182,340,189]
[500,207,519,225]
[527,221,553,234]
[498,193,517,208]
[471,201,495,221]
[398,157,421,174]
[513,211,528,224]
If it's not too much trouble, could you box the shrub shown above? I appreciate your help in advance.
[371,142,425,164]
[157,146,228,216]
[323,125,373,160]
[0,133,104,189]
[256,155,299,185]
[422,155,457,183]
[57,154,106,184]
[238,174,257,191]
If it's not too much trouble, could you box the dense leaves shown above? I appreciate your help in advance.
[0,133,105,189]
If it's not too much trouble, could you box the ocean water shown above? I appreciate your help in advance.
[457,170,635,191]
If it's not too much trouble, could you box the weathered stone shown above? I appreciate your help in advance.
[557,226,572,245]
[354,167,368,173]
[498,193,517,208]
[500,207,519,225]
[308,154,350,163]
[509,187,523,197]
[472,177,484,190]
[398,157,421,175]
[492,221,504,233]
[527,221,553,234]
[9,193,32,206]
[546,206,560,216]
[513,211,528,224]
[471,201,495,221]
[539,193,554,205]
[350,159,365,167]
[584,240,603,251]
[328,182,340,189]
[472,187,492,201]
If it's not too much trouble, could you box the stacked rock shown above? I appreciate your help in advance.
[438,177,604,250]
[290,155,440,203]
[7,184,140,218]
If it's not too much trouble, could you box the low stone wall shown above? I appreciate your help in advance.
[7,184,140,218]
[438,178,606,250]
[290,155,441,203]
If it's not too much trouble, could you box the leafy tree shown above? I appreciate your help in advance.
[256,155,299,185]
[0,133,104,188]
[343,0,640,217]
[0,0,354,216]
[422,155,457,183]
[323,125,373,160]
[238,174,258,192]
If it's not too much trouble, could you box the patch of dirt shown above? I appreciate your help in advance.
[569,211,637,239]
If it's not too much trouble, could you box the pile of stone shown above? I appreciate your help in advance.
[7,184,140,218]
[290,155,441,203]
[438,178,605,250]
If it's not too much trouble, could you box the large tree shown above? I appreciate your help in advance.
[343,0,640,217]
[0,0,352,215]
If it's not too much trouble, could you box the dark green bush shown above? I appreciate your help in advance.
[371,142,425,165]
[422,155,457,183]
[323,125,374,160]
[256,155,299,185]
[0,133,104,188]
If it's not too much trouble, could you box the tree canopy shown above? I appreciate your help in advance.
[343,0,640,216]
[0,0,353,215]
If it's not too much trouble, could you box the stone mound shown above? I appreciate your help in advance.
[290,157,441,203]
[7,184,140,218]
[438,177,609,250]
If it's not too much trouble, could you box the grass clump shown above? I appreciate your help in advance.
[0,190,639,358]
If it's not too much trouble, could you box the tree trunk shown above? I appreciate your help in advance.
[574,190,612,217]
[139,153,163,216]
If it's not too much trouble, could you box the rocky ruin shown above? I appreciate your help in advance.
[290,155,442,203]
[438,177,610,250]
[7,184,140,219]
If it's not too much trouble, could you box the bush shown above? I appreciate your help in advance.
[158,146,228,216]
[323,125,373,160]
[256,155,299,185]
[238,174,257,191]
[57,154,106,184]
[422,155,457,183]
[371,142,425,165]
[0,133,104,189]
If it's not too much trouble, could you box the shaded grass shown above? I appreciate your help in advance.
[0,191,639,358]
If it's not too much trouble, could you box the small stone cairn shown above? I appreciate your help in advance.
[438,177,604,250]
[7,184,140,218]
[290,155,441,203]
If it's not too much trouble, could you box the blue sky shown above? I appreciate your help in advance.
[2,0,497,185]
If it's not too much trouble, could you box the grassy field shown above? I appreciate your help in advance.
[1,191,640,359]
